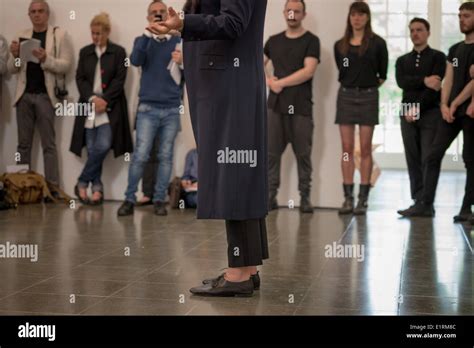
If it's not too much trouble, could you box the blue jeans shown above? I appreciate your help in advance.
[78,124,112,193]
[125,103,181,203]
[184,191,198,208]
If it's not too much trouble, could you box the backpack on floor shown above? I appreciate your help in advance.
[0,180,15,210]
[0,170,71,205]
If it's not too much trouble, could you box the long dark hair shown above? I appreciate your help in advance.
[337,1,374,56]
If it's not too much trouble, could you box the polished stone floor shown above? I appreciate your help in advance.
[0,170,472,315]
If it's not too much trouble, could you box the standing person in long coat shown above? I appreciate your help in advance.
[148,0,269,297]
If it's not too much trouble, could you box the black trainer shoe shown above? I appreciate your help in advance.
[154,201,168,216]
[117,201,134,216]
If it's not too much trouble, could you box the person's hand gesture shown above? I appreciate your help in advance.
[148,7,183,35]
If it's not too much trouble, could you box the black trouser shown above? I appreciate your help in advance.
[422,115,474,211]
[268,108,313,200]
[225,218,269,267]
[401,108,440,201]
[141,133,160,198]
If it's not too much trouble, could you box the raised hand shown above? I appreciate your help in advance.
[147,7,183,35]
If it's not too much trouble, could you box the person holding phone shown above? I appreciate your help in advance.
[118,0,184,217]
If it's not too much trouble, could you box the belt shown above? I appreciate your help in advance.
[342,86,376,92]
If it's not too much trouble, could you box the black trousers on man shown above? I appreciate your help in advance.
[401,107,441,201]
[268,108,313,201]
[422,115,474,212]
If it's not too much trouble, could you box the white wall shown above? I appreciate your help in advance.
[0,0,350,208]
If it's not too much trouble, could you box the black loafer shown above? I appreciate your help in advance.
[190,277,253,297]
[398,202,434,217]
[202,271,260,290]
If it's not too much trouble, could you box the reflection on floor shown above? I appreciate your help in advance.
[0,170,472,315]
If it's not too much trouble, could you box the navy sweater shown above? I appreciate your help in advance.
[130,35,183,108]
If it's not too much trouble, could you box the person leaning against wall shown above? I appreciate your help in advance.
[334,1,388,216]
[7,0,73,200]
[69,12,133,205]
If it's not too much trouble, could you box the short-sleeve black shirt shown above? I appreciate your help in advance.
[25,30,47,94]
[264,31,320,116]
[447,41,474,117]
[334,35,388,88]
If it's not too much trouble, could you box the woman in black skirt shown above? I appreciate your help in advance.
[334,1,388,215]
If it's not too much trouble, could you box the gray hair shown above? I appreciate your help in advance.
[29,0,50,14]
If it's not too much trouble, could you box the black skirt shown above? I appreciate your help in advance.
[335,86,379,126]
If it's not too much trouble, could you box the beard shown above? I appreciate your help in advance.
[460,22,474,35]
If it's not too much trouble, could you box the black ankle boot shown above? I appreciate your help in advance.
[338,184,354,215]
[354,184,370,215]
[299,195,313,213]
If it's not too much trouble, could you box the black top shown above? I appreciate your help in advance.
[395,46,446,113]
[264,31,320,116]
[25,30,47,94]
[447,41,474,117]
[334,35,388,88]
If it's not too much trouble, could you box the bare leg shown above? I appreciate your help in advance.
[359,125,375,185]
[339,125,356,184]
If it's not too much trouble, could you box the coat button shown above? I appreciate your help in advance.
[209,61,214,67]
[102,83,106,89]
[101,69,105,75]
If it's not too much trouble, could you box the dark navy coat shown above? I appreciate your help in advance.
[182,0,268,220]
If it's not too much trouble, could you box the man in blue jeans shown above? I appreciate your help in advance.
[118,0,183,216]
